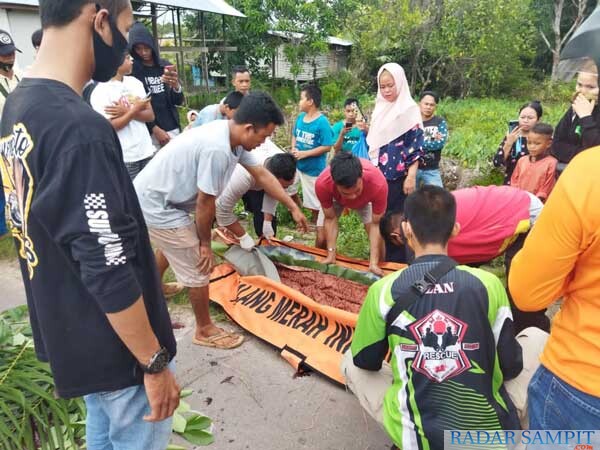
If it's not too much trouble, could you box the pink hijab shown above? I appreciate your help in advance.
[366,63,422,159]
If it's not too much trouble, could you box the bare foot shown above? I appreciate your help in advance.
[163,282,184,299]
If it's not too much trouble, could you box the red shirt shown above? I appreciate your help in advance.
[448,186,532,264]
[510,154,558,200]
[315,159,388,215]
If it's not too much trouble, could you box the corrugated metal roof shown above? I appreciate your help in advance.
[268,30,352,47]
[145,0,244,17]
[0,0,245,17]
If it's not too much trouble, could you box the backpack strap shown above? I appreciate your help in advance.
[385,256,457,334]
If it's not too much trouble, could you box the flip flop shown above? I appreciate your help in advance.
[192,331,244,349]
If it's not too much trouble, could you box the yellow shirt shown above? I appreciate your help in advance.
[509,148,600,396]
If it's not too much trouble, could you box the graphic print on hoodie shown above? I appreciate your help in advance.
[128,22,184,133]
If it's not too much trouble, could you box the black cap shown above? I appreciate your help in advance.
[0,30,21,56]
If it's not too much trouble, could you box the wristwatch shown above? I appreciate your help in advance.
[140,347,170,374]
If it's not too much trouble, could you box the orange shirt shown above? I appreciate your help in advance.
[509,148,600,396]
[510,154,557,200]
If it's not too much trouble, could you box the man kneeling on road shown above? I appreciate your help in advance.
[343,186,523,450]
[316,152,387,276]
[134,92,308,350]
[216,148,298,246]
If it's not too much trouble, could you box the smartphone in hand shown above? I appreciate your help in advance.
[508,120,519,132]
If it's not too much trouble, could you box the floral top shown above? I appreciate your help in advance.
[493,136,529,185]
[377,126,424,181]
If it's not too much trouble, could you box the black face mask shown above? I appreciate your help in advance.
[92,11,128,82]
[0,61,14,72]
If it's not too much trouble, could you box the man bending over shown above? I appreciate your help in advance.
[134,92,308,350]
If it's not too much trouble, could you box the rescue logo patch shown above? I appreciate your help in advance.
[407,309,479,383]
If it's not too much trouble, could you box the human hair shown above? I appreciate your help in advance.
[379,211,404,244]
[223,91,244,110]
[531,122,553,138]
[420,90,439,103]
[39,0,129,28]
[579,58,598,75]
[31,29,43,48]
[330,152,363,188]
[519,100,543,119]
[233,91,285,128]
[232,65,249,77]
[404,185,456,246]
[265,153,297,181]
[301,84,322,108]
[344,97,359,108]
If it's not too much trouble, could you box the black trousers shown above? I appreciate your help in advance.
[242,190,278,238]
[384,178,408,264]
[505,233,551,333]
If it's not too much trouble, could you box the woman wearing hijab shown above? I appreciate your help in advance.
[367,63,424,263]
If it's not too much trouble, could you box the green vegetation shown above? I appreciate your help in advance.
[438,96,567,166]
[0,237,16,261]
[0,305,86,450]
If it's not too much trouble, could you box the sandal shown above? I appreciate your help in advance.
[192,331,244,349]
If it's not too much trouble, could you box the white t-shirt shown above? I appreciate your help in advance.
[90,76,154,163]
[215,139,298,227]
[134,120,260,229]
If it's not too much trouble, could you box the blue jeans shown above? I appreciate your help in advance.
[416,169,443,187]
[84,367,174,450]
[528,364,600,428]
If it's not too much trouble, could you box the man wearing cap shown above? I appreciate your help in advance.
[0,29,21,238]
[0,29,21,114]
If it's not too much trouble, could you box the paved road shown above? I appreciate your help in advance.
[0,259,26,312]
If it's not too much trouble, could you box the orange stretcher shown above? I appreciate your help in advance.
[209,238,404,384]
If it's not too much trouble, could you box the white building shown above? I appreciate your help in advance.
[0,1,40,72]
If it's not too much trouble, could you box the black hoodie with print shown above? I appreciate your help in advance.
[129,22,184,133]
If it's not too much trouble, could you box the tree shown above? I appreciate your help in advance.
[540,0,591,80]
[349,0,536,97]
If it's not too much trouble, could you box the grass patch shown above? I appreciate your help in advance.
[0,236,16,260]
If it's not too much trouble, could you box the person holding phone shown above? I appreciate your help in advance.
[493,101,543,185]
[332,98,367,154]
[129,22,184,149]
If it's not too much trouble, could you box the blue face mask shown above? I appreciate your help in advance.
[91,6,128,82]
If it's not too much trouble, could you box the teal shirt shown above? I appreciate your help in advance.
[293,112,335,176]
[332,120,362,152]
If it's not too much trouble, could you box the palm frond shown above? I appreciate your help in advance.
[0,311,85,450]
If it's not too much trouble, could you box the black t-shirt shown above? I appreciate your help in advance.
[0,78,176,398]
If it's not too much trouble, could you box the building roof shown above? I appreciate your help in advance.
[0,0,38,6]
[0,0,245,17]
[144,0,244,17]
[268,30,352,47]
